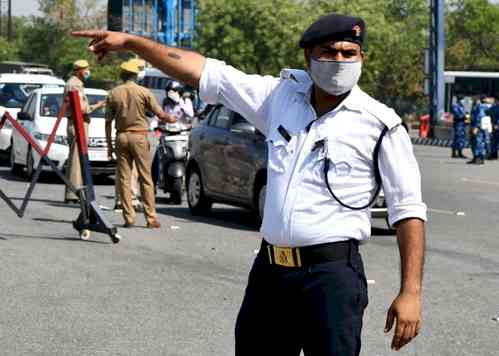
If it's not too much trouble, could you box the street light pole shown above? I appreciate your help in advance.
[7,0,11,41]
[428,0,445,137]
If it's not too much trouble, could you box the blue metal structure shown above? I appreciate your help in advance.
[108,0,196,47]
[428,0,445,132]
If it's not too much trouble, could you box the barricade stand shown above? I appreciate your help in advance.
[67,90,120,243]
[0,92,120,243]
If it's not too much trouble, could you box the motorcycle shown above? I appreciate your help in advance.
[153,123,189,205]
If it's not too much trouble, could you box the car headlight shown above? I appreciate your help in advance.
[34,132,68,145]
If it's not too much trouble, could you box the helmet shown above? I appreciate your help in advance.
[165,80,183,94]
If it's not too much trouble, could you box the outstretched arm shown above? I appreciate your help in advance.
[72,31,206,88]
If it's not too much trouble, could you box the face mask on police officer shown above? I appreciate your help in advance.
[82,70,91,81]
[137,70,145,82]
[308,59,362,96]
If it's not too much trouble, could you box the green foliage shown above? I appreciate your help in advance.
[0,37,18,62]
[196,0,429,114]
[446,0,499,71]
[195,0,312,75]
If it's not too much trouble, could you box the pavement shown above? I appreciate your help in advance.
[0,144,498,356]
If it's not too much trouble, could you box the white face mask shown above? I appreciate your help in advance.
[309,59,362,96]
[137,71,145,81]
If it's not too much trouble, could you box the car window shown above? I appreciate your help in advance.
[207,106,221,126]
[0,83,42,109]
[87,94,107,118]
[232,112,249,126]
[40,94,63,117]
[214,107,231,129]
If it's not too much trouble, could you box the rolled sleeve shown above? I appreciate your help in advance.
[379,125,427,226]
[199,58,280,135]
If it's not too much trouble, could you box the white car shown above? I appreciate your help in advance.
[10,86,116,179]
[0,74,65,154]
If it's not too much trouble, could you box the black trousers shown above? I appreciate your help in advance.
[235,242,368,356]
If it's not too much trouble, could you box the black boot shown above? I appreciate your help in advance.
[451,149,458,158]
[467,158,477,164]
[458,150,467,159]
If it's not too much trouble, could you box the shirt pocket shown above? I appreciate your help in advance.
[266,133,293,174]
[323,146,354,185]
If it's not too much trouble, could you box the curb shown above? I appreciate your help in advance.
[411,137,462,148]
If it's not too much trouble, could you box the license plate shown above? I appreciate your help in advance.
[88,150,107,161]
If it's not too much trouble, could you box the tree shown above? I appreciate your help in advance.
[446,0,499,71]
[195,0,312,75]
[196,0,429,115]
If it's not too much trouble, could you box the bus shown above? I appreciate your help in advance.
[444,71,499,112]
[139,66,201,113]
[139,67,172,105]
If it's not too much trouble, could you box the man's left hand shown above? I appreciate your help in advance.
[384,292,422,351]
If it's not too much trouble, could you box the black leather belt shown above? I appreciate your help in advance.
[261,239,358,268]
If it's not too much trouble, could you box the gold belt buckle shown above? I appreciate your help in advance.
[268,246,302,267]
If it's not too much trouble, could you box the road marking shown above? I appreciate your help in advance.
[461,177,499,186]
[428,208,456,215]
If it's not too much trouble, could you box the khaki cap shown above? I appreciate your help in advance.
[120,61,140,75]
[129,58,146,70]
[73,59,89,70]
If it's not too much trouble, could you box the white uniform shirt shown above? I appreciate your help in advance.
[199,58,427,247]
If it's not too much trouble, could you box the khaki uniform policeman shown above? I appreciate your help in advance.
[113,58,147,211]
[105,61,175,228]
[64,59,105,203]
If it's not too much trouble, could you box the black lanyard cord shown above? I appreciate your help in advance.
[323,125,389,210]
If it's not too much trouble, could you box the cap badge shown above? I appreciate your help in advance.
[353,25,361,37]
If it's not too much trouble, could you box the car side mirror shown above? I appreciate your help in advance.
[17,111,33,121]
[231,122,256,135]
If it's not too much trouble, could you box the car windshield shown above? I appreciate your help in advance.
[39,94,64,117]
[39,93,107,118]
[0,83,43,108]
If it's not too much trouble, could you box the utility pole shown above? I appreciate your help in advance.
[7,0,11,41]
[428,0,445,137]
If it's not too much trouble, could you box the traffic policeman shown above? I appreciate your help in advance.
[75,13,427,355]
[469,97,492,165]
[451,97,467,158]
[487,97,499,160]
[105,61,175,228]
[64,59,105,203]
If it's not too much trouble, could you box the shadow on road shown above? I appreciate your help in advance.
[0,167,115,185]
[0,232,109,244]
[156,204,259,232]
[33,217,74,224]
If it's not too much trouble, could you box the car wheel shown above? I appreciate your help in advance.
[255,183,266,225]
[186,167,212,215]
[171,177,183,205]
[26,146,35,180]
[10,144,23,176]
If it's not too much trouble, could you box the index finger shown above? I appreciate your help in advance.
[71,30,104,39]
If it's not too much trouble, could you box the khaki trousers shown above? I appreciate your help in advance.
[65,122,89,201]
[115,162,140,205]
[116,132,157,225]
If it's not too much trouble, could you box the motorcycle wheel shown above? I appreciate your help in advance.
[171,177,183,205]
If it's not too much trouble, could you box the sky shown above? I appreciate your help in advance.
[11,0,499,17]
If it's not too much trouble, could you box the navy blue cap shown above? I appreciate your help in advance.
[299,13,366,49]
